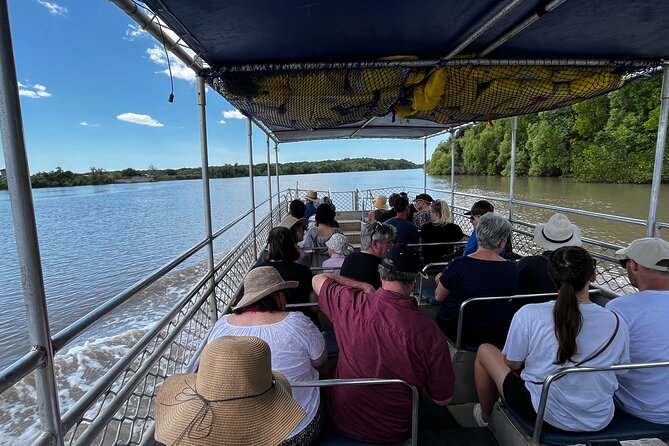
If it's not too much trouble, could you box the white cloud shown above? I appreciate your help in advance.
[80,121,98,127]
[222,109,245,120]
[146,46,194,82]
[116,113,163,127]
[37,1,68,16]
[18,82,52,99]
[218,119,226,125]
[124,24,147,41]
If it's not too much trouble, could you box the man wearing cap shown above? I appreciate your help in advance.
[303,190,318,218]
[386,195,420,245]
[313,243,456,444]
[412,193,434,229]
[517,213,582,298]
[606,237,669,425]
[339,220,396,289]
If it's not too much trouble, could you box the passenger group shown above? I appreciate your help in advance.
[155,189,669,445]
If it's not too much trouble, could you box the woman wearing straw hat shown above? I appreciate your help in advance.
[367,194,389,222]
[155,336,307,446]
[303,190,319,219]
[206,267,327,445]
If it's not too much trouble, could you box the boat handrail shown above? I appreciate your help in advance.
[291,378,420,446]
[532,361,669,445]
[455,290,601,350]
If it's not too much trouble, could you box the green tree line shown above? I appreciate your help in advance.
[0,158,419,190]
[428,74,669,183]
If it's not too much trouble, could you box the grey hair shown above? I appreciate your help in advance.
[476,213,512,250]
[360,221,396,250]
[378,263,417,284]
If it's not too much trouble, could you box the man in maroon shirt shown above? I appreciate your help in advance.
[313,243,455,444]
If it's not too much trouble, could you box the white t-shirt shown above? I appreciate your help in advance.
[503,301,630,431]
[208,312,326,437]
[606,290,669,424]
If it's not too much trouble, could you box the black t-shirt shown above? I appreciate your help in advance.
[515,252,557,311]
[339,251,382,289]
[377,209,396,223]
[254,260,313,305]
[419,223,464,265]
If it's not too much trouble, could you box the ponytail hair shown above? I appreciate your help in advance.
[548,246,595,364]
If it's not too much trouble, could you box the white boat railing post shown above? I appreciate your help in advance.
[266,135,273,228]
[196,76,218,324]
[0,1,64,443]
[247,117,258,257]
[274,143,281,217]
[509,115,518,221]
[647,63,669,237]
[423,137,428,193]
[450,131,456,222]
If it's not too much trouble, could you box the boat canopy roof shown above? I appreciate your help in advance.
[142,0,669,143]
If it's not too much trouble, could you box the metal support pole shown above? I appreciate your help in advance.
[509,116,518,221]
[196,76,217,324]
[647,63,669,237]
[450,132,456,222]
[274,143,281,218]
[0,2,64,443]
[423,137,428,193]
[266,135,273,228]
[247,118,258,257]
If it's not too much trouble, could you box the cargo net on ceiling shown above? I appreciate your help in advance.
[209,64,627,130]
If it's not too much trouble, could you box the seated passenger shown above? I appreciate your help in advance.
[377,193,399,222]
[386,196,419,245]
[302,203,343,267]
[205,269,327,445]
[279,215,311,267]
[289,199,306,219]
[606,238,669,424]
[367,194,388,222]
[516,213,582,308]
[303,190,318,218]
[473,246,630,431]
[435,213,518,347]
[255,227,316,312]
[420,199,465,265]
[313,244,455,444]
[462,199,495,256]
[412,193,433,229]
[156,336,307,446]
[339,221,396,289]
[322,233,351,274]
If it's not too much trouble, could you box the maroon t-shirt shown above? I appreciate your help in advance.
[318,279,455,443]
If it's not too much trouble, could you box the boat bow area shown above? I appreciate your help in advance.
[1,0,669,445]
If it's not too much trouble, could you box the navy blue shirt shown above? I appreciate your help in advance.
[437,256,518,347]
[385,217,419,245]
[304,201,317,218]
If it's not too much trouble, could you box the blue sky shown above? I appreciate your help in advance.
[2,0,445,174]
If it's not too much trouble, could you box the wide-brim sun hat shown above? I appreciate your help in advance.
[372,195,389,210]
[304,190,318,202]
[279,215,308,230]
[155,336,306,446]
[534,213,582,251]
[232,266,298,310]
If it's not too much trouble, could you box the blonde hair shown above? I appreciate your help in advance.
[430,200,451,226]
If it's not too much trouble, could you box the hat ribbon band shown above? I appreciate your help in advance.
[541,228,573,244]
[161,378,275,444]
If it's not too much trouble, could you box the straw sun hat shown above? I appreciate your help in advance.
[534,213,582,251]
[232,266,298,311]
[372,194,389,210]
[155,336,306,446]
[304,190,318,202]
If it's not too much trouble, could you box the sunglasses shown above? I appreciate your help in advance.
[619,258,630,268]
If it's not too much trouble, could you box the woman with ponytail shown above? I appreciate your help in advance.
[473,246,630,431]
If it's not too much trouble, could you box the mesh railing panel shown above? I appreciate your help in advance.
[210,65,630,130]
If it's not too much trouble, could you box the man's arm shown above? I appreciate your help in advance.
[312,273,375,296]
[435,282,449,302]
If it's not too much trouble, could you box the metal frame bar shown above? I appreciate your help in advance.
[196,75,218,324]
[266,135,273,227]
[0,2,64,443]
[274,143,281,218]
[532,361,669,445]
[450,132,456,221]
[0,349,44,394]
[509,116,518,220]
[291,378,420,446]
[423,137,428,192]
[647,63,669,237]
[247,117,258,257]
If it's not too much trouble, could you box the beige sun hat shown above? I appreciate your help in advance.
[232,267,298,311]
[304,190,318,202]
[155,336,306,446]
[372,194,389,210]
[279,215,308,230]
[616,237,669,272]
[534,213,582,251]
